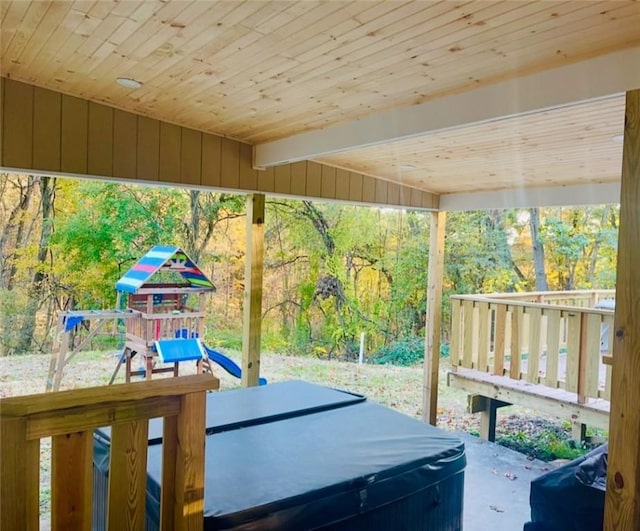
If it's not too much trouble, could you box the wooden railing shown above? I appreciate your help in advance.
[450,290,615,403]
[0,374,218,531]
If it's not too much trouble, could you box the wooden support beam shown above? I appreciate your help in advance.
[448,369,610,430]
[241,194,265,387]
[0,418,39,531]
[605,88,640,530]
[467,394,510,414]
[571,422,586,443]
[52,431,93,531]
[423,211,446,425]
[467,394,511,442]
[478,398,510,443]
[107,421,149,531]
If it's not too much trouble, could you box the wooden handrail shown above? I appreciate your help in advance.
[449,290,614,403]
[464,289,615,301]
[0,374,219,531]
[451,293,616,315]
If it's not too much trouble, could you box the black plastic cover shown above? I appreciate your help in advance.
[97,380,366,444]
[527,444,607,531]
[94,381,465,530]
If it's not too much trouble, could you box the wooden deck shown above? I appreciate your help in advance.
[448,290,615,439]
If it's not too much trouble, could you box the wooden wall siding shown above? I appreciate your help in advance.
[181,128,202,186]
[136,117,160,182]
[220,137,240,189]
[201,133,221,187]
[349,172,363,202]
[239,142,257,191]
[114,109,137,179]
[321,165,336,198]
[290,161,307,196]
[257,166,275,194]
[375,179,388,204]
[335,169,350,201]
[362,175,376,203]
[34,87,61,172]
[305,162,322,198]
[159,122,181,184]
[274,164,291,195]
[3,78,33,169]
[60,95,88,175]
[0,78,436,209]
[88,102,113,177]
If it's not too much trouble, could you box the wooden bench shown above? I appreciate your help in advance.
[448,367,610,441]
[447,292,615,441]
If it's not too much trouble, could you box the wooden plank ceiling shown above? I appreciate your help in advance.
[317,95,626,194]
[1,0,639,202]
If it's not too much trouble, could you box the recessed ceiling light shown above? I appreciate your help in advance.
[612,134,624,143]
[399,164,416,170]
[116,77,143,89]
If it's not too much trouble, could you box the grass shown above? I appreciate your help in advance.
[0,348,597,455]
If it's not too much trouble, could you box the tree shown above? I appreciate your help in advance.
[445,210,520,295]
[529,208,549,291]
[14,176,57,354]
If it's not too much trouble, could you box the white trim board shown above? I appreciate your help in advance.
[255,47,640,168]
[440,182,621,211]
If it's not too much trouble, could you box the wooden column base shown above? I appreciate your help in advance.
[571,421,587,442]
[468,394,510,442]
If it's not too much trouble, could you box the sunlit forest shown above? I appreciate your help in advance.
[0,173,619,360]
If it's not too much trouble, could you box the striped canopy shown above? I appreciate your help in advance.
[115,245,215,294]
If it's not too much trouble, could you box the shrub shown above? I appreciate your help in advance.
[371,337,451,367]
[372,337,424,366]
[497,430,590,462]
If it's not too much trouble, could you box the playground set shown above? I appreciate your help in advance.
[46,245,265,392]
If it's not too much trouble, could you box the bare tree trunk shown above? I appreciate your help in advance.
[15,176,56,354]
[185,191,242,263]
[588,206,611,285]
[529,208,549,291]
[0,175,36,290]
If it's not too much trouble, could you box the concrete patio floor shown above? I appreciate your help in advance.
[457,431,550,530]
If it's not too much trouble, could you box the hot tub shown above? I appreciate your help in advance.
[93,380,465,530]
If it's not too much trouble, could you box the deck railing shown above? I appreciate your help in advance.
[449,290,615,403]
[0,374,218,531]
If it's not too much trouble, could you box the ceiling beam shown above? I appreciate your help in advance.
[439,182,621,211]
[255,47,640,168]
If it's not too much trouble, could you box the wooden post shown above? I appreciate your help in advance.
[468,395,510,442]
[605,88,640,530]
[241,193,265,387]
[52,431,93,530]
[0,417,39,531]
[479,399,501,443]
[423,210,446,425]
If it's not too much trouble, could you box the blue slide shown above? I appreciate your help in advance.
[204,345,267,386]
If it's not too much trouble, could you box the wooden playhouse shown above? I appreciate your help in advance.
[112,245,216,382]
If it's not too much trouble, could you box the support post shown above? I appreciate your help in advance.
[241,194,265,387]
[468,395,510,442]
[423,210,447,425]
[479,399,500,442]
[605,88,640,530]
[571,422,587,443]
